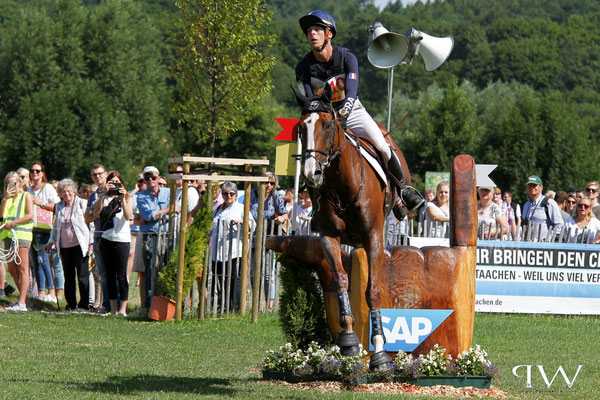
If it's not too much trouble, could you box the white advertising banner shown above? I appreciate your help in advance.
[477,241,600,315]
[409,238,600,315]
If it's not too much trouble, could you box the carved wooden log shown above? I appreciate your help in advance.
[266,155,477,357]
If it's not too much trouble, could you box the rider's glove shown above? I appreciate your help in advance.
[338,108,348,130]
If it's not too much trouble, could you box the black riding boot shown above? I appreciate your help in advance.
[388,153,425,212]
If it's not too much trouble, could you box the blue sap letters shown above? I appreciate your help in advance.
[370,309,454,352]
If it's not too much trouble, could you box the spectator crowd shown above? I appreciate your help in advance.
[3,161,596,315]
[0,162,311,314]
[418,175,600,243]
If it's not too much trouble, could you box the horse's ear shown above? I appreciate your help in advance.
[291,85,308,109]
[321,83,333,103]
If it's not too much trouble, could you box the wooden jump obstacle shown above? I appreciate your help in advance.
[266,155,477,357]
[167,154,269,322]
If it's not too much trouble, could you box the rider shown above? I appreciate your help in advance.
[295,10,424,213]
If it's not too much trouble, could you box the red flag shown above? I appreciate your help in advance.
[274,118,300,141]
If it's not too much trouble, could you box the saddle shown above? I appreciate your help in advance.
[351,134,403,194]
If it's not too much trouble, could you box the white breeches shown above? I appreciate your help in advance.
[346,98,391,159]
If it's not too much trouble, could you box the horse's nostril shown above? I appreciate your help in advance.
[314,170,322,176]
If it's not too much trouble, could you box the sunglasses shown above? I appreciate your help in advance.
[137,179,144,184]
[586,188,598,193]
[222,192,236,197]
[30,169,42,174]
[144,175,158,181]
[567,200,577,205]
[266,181,275,186]
[578,204,591,209]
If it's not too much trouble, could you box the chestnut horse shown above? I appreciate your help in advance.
[294,85,410,371]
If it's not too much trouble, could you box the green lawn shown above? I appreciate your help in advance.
[1,287,598,399]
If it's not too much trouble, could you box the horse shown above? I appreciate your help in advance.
[293,84,411,371]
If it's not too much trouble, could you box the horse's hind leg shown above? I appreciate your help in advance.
[320,235,360,356]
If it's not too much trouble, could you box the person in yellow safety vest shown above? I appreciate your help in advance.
[0,171,34,312]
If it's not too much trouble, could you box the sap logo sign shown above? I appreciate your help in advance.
[513,365,583,389]
[370,309,454,352]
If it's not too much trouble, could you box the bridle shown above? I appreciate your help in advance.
[298,98,365,216]
[299,100,346,175]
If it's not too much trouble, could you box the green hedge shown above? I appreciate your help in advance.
[278,254,332,348]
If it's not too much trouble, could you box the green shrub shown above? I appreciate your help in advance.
[278,254,332,348]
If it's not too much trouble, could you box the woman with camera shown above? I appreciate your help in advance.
[89,171,132,316]
[0,172,34,312]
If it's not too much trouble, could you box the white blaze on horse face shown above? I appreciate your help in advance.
[303,113,320,182]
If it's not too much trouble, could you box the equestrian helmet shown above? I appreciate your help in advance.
[299,10,337,38]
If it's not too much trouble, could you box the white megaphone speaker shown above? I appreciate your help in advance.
[367,22,408,69]
[406,28,454,72]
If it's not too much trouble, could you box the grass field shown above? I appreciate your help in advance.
[1,283,598,399]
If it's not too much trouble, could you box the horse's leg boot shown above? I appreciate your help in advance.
[335,332,361,356]
[388,152,425,211]
[369,351,392,371]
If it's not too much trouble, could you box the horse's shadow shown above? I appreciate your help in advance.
[77,375,236,396]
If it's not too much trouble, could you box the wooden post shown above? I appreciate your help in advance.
[251,158,267,323]
[198,175,214,321]
[175,155,190,321]
[167,156,177,251]
[240,164,252,315]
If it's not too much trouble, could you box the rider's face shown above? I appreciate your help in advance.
[306,25,327,50]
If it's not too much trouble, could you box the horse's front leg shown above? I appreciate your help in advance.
[320,235,360,356]
[365,231,392,371]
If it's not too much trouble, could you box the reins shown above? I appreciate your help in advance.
[300,106,365,216]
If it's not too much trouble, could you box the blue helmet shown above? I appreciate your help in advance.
[299,10,337,38]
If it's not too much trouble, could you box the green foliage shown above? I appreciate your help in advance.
[155,193,212,300]
[2,0,600,195]
[399,77,480,184]
[395,78,600,202]
[0,0,170,184]
[170,0,276,157]
[278,254,332,348]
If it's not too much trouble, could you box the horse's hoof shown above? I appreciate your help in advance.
[369,351,392,371]
[340,344,361,356]
[336,332,360,356]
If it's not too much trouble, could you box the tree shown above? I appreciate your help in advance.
[0,0,170,184]
[170,0,276,157]
[399,77,481,181]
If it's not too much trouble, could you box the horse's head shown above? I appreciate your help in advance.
[293,85,340,188]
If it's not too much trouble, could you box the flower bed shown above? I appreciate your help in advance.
[262,342,499,388]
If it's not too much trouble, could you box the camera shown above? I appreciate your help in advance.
[7,182,16,190]
[107,182,122,196]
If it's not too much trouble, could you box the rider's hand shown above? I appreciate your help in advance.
[338,109,348,130]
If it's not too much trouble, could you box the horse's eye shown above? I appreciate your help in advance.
[322,121,333,130]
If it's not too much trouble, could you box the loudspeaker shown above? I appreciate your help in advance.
[406,28,454,72]
[367,22,408,69]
